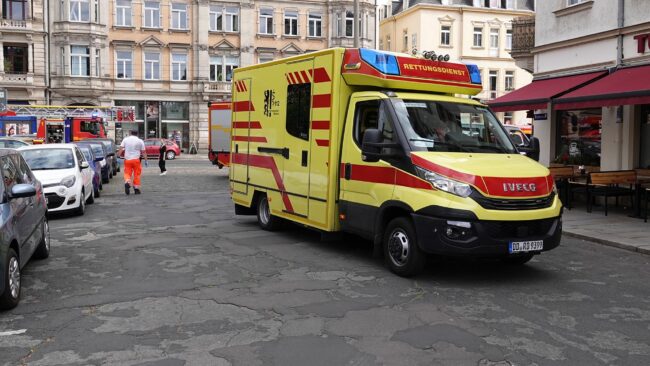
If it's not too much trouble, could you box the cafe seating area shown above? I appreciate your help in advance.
[549,165,650,222]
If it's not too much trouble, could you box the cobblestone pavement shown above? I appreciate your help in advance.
[1,159,649,366]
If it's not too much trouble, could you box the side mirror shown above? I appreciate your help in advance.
[361,129,382,163]
[521,137,540,161]
[80,161,90,169]
[10,184,36,199]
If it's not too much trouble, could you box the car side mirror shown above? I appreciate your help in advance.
[80,161,90,169]
[10,184,36,199]
[520,137,540,161]
[361,129,383,163]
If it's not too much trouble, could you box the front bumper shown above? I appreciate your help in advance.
[411,208,562,258]
[44,186,81,212]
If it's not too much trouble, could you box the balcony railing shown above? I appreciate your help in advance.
[0,18,31,30]
[511,17,535,56]
[0,73,33,85]
[205,81,232,93]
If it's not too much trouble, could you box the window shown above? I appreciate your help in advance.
[2,0,28,20]
[386,35,391,51]
[286,84,311,141]
[412,33,418,50]
[505,71,514,91]
[403,33,408,52]
[144,51,160,80]
[0,156,22,190]
[209,55,238,82]
[171,3,188,29]
[143,1,160,28]
[489,70,498,99]
[209,5,221,31]
[440,25,451,46]
[224,7,238,32]
[568,0,585,5]
[115,0,131,26]
[345,11,353,37]
[171,53,187,81]
[308,13,322,37]
[555,109,601,166]
[284,10,298,36]
[473,27,483,47]
[2,44,28,74]
[70,45,90,76]
[506,29,512,50]
[353,100,396,149]
[336,13,342,37]
[116,50,132,79]
[70,0,90,22]
[95,48,100,77]
[259,7,273,34]
[490,28,500,55]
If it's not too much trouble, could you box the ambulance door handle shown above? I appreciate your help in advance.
[257,147,289,159]
[344,163,351,180]
[301,150,308,167]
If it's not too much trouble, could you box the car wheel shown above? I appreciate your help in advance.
[166,151,176,160]
[94,185,100,198]
[0,249,21,310]
[502,254,534,266]
[75,190,86,216]
[86,188,94,204]
[34,219,51,260]
[383,217,425,277]
[256,194,280,231]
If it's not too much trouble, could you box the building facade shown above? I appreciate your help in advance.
[0,0,48,110]
[492,0,650,170]
[379,0,535,127]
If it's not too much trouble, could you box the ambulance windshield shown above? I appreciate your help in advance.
[393,99,517,154]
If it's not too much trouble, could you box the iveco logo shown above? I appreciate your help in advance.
[503,183,537,192]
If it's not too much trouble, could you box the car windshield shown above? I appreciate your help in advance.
[392,99,517,154]
[78,147,93,163]
[21,149,75,170]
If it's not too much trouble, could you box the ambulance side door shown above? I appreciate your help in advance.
[339,95,398,237]
[230,78,253,195]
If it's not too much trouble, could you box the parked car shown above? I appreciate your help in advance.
[6,134,36,145]
[83,138,119,174]
[19,144,94,215]
[0,149,50,310]
[144,139,181,160]
[76,140,110,184]
[74,143,102,198]
[0,137,30,149]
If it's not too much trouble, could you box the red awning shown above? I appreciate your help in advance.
[487,71,607,112]
[554,65,650,110]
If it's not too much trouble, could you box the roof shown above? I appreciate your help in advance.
[392,0,534,14]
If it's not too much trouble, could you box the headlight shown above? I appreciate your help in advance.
[415,167,473,198]
[61,175,76,188]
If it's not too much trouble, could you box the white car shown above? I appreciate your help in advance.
[18,144,94,215]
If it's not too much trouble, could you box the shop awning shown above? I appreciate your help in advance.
[554,65,650,110]
[488,71,607,112]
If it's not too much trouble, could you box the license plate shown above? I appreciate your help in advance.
[509,240,543,253]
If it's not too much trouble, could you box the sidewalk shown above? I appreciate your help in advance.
[562,205,650,255]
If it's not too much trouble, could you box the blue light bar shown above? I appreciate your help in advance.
[466,64,482,85]
[359,48,400,76]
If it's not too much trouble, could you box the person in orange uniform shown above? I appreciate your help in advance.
[119,130,147,195]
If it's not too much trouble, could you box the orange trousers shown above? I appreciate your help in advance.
[124,159,142,188]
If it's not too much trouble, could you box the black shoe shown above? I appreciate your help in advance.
[124,182,130,195]
[134,188,141,195]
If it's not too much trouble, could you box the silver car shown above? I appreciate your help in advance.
[0,149,50,310]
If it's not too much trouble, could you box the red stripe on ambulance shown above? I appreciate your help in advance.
[310,68,331,83]
[311,120,330,130]
[232,136,267,143]
[312,94,331,108]
[232,121,262,129]
[232,101,255,112]
[231,153,294,212]
[316,139,329,147]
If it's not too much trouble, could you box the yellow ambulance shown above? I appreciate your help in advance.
[229,48,561,276]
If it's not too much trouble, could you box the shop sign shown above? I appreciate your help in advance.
[633,33,650,54]
[534,113,548,120]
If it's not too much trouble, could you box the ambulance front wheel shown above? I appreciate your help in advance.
[257,194,281,231]
[384,217,425,277]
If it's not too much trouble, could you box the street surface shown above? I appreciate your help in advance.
[1,159,649,366]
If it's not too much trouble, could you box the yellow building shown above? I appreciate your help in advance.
[379,0,535,127]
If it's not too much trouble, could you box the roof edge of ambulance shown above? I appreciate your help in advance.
[234,48,347,74]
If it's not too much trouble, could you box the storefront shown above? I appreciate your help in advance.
[114,100,190,150]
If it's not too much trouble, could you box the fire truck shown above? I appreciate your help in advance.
[208,102,232,168]
[230,47,556,276]
[0,105,134,143]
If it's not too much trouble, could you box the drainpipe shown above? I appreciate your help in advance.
[45,0,51,105]
[354,0,360,47]
[616,0,625,169]
[617,0,624,66]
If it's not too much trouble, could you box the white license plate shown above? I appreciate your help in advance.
[509,240,543,253]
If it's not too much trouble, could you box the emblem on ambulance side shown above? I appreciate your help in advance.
[264,90,280,117]
[503,183,537,193]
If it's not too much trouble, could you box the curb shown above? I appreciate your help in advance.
[562,230,650,255]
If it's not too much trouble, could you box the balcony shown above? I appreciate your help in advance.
[205,81,232,93]
[0,72,34,85]
[510,17,535,73]
[0,17,32,31]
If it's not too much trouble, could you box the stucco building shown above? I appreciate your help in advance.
[379,0,535,127]
[0,0,48,109]
[490,0,650,170]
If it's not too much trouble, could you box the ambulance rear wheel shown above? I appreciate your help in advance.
[257,194,280,231]
[383,217,425,277]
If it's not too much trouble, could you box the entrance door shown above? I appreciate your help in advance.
[280,59,314,218]
[230,78,252,195]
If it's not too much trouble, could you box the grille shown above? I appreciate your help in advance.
[481,218,557,239]
[472,192,555,211]
[45,193,65,209]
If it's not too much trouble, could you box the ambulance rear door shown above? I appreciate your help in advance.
[231,78,253,195]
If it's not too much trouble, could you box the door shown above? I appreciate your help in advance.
[74,147,93,200]
[280,59,314,218]
[0,156,30,265]
[339,95,400,235]
[230,78,252,195]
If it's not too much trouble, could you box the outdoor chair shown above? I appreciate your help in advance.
[587,170,636,216]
